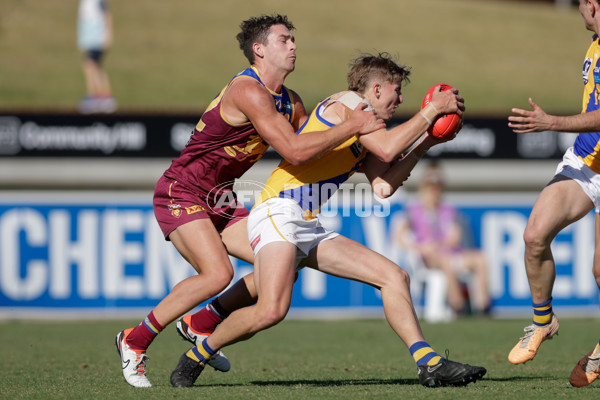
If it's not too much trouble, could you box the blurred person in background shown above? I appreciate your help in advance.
[113,14,383,388]
[394,163,491,316]
[77,0,116,113]
[507,0,600,388]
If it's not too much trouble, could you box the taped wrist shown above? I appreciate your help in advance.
[419,103,439,125]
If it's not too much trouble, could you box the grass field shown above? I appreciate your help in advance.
[0,0,590,114]
[1,317,599,399]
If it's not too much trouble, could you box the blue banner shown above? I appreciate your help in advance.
[0,191,597,317]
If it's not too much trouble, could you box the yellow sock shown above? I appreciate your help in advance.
[185,342,213,365]
[409,341,443,366]
[532,298,552,326]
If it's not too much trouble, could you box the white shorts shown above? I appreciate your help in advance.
[247,198,339,263]
[555,146,600,210]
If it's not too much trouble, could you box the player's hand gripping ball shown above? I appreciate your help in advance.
[421,83,463,138]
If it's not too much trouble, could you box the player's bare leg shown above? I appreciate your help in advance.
[153,219,237,324]
[304,235,486,387]
[208,241,297,347]
[175,218,258,372]
[219,218,258,309]
[117,218,237,387]
[306,235,424,345]
[509,177,592,364]
[523,178,590,303]
[171,241,297,387]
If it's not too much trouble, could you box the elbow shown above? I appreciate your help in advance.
[373,182,394,199]
[285,154,304,166]
[285,148,313,166]
[374,149,397,164]
[381,154,396,164]
[279,146,305,166]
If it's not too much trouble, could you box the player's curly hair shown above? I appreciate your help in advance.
[347,52,411,93]
[236,14,295,65]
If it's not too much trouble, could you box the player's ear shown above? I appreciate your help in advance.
[253,42,264,59]
[589,0,597,16]
[373,83,381,99]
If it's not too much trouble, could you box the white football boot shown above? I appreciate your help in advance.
[115,329,152,388]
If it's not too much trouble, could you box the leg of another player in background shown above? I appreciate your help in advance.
[508,176,593,365]
[523,177,592,305]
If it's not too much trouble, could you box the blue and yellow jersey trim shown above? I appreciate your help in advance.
[195,66,294,131]
[575,34,600,173]
[255,92,368,219]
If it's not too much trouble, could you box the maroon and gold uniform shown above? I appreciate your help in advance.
[154,67,295,238]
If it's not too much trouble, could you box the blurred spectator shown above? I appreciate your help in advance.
[394,164,491,316]
[77,0,116,113]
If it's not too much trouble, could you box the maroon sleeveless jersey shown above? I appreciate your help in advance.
[163,67,295,207]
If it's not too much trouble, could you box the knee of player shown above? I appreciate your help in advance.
[258,303,289,328]
[522,226,549,252]
[207,268,235,292]
[385,266,411,288]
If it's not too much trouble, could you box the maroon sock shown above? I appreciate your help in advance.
[126,311,164,351]
[190,303,224,334]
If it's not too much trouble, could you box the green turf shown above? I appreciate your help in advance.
[0,0,590,115]
[0,317,597,399]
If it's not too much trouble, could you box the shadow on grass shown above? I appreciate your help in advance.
[251,378,419,387]
[194,376,546,388]
[184,378,420,388]
[483,376,562,382]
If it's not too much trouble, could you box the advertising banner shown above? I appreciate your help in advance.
[0,112,578,160]
[0,191,597,318]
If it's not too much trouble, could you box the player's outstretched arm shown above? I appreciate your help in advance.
[509,97,600,133]
[234,81,385,165]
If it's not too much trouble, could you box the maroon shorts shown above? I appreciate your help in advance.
[153,175,249,240]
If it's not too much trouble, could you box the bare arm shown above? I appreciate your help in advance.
[508,97,600,133]
[360,87,465,162]
[226,80,385,165]
[288,89,309,131]
[365,134,452,198]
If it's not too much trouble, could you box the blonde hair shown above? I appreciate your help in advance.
[347,52,411,93]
